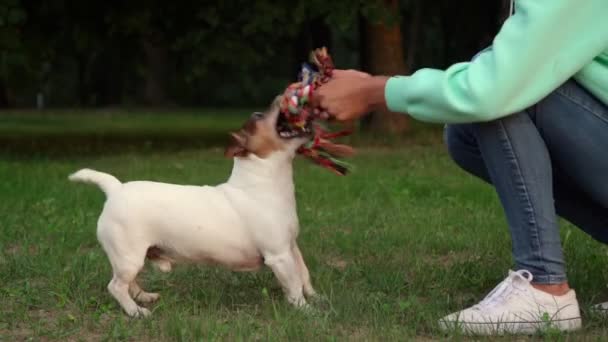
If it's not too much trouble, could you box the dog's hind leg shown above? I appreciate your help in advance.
[107,262,150,317]
[105,249,150,317]
[98,216,153,316]
[129,280,160,303]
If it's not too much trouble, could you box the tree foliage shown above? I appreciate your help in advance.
[0,0,503,108]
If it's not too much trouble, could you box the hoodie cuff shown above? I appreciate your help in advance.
[384,76,412,114]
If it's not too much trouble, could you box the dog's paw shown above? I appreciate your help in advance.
[289,296,308,308]
[135,292,160,303]
[128,306,152,318]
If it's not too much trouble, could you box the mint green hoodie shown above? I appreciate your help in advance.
[385,0,608,123]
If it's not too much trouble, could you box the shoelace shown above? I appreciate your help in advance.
[474,270,533,310]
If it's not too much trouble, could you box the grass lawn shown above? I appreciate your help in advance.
[2,110,608,340]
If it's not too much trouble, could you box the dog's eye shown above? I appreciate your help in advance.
[251,112,264,119]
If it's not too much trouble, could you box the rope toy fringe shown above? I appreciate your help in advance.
[279,48,354,175]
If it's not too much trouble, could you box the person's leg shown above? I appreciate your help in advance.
[446,123,608,243]
[446,80,608,247]
[440,79,608,334]
[534,80,608,213]
[446,122,608,299]
[447,109,567,287]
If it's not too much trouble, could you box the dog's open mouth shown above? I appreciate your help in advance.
[276,113,312,139]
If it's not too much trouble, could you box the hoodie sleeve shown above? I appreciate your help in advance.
[384,0,608,123]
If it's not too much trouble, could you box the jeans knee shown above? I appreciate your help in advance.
[444,123,492,183]
[445,124,473,168]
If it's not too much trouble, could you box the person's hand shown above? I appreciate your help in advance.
[314,69,389,122]
[332,69,372,79]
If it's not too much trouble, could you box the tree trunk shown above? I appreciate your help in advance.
[439,0,501,63]
[500,0,513,25]
[0,79,9,108]
[360,0,409,135]
[141,30,168,106]
[294,17,332,76]
[310,17,332,51]
[405,1,422,71]
[91,45,123,106]
[358,14,369,71]
[76,54,88,106]
[439,2,453,67]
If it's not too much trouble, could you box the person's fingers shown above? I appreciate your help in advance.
[311,91,324,108]
[331,69,349,78]
[313,93,336,120]
[329,109,349,122]
[312,108,330,121]
[333,69,371,79]
[333,70,355,78]
[321,104,339,121]
[346,69,372,78]
[335,112,351,121]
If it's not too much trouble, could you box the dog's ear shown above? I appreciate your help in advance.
[224,131,249,158]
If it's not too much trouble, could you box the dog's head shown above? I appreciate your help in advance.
[224,96,311,159]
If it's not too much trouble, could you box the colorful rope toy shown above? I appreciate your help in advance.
[277,47,354,176]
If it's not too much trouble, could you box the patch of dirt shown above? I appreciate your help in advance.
[326,256,350,271]
[422,250,480,269]
[319,227,353,240]
[0,326,35,340]
[5,244,22,255]
[7,309,115,341]
[4,244,39,256]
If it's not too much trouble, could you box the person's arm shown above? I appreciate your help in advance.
[385,0,608,123]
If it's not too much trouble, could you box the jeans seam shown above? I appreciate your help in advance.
[557,87,608,125]
[497,120,545,275]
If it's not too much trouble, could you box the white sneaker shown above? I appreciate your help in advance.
[439,270,582,335]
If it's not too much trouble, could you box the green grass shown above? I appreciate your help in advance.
[2,111,608,340]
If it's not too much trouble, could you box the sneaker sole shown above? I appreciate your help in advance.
[438,316,582,335]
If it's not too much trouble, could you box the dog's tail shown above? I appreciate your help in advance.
[69,168,121,196]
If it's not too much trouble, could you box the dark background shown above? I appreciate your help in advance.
[1,0,509,108]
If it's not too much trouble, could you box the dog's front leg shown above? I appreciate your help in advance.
[292,244,317,298]
[264,250,307,307]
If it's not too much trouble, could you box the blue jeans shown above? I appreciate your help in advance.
[445,80,608,284]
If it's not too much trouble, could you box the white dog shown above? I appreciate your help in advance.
[69,98,319,317]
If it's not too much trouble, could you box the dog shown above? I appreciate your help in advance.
[69,97,319,317]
